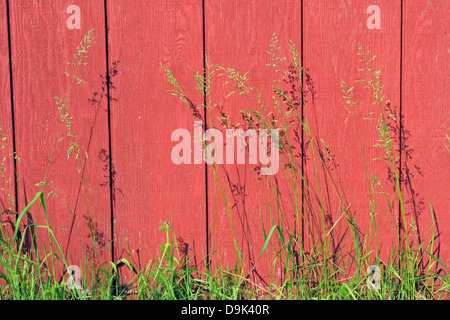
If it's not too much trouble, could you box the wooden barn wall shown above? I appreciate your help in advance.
[0,0,448,279]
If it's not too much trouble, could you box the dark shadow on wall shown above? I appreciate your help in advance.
[387,102,442,271]
[65,60,121,262]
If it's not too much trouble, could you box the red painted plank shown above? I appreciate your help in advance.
[9,1,111,271]
[205,0,302,287]
[403,1,450,269]
[107,0,206,273]
[0,0,15,231]
[303,0,401,271]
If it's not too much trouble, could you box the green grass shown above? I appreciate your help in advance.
[0,31,449,300]
[0,200,449,300]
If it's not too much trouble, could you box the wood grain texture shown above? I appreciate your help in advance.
[0,0,448,286]
[303,0,401,267]
[0,0,15,227]
[9,0,111,269]
[107,0,206,272]
[205,0,301,285]
[403,0,450,268]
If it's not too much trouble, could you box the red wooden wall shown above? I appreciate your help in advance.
[0,0,448,282]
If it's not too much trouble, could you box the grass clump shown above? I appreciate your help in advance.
[160,33,450,300]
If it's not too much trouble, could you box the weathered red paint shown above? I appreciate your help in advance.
[303,0,402,270]
[0,0,448,284]
[0,0,15,227]
[8,0,111,270]
[403,1,450,268]
[205,0,302,286]
[106,0,207,275]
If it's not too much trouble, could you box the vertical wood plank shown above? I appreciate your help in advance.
[403,0,450,268]
[107,0,206,272]
[9,1,111,269]
[303,0,401,268]
[205,0,301,286]
[0,0,15,226]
